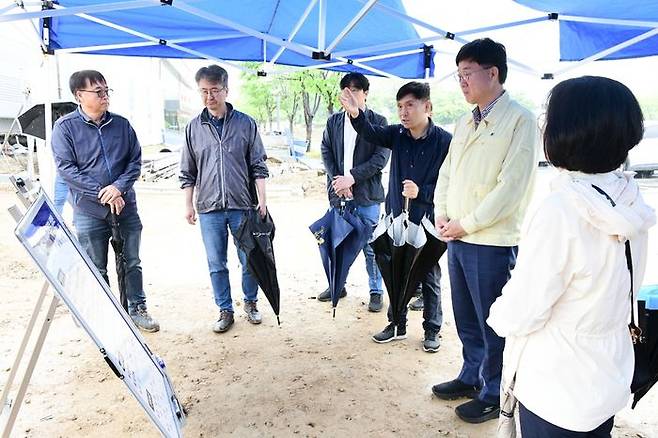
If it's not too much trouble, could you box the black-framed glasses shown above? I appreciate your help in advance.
[79,88,112,98]
[453,67,492,83]
[198,87,227,97]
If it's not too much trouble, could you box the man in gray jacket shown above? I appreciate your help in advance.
[179,65,269,333]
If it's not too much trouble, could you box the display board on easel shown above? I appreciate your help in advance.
[11,192,184,438]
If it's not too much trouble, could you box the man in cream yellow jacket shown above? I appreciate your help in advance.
[432,38,538,424]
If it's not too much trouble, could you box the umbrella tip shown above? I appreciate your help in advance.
[332,307,336,318]
[276,315,281,326]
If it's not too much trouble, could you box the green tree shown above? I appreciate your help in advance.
[274,76,302,135]
[240,74,276,129]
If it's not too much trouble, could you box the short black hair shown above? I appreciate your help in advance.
[195,64,228,86]
[544,76,644,174]
[455,38,508,84]
[69,70,106,94]
[396,81,430,101]
[340,73,369,92]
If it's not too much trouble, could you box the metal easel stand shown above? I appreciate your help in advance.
[1,176,59,438]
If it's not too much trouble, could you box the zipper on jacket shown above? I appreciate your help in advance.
[219,116,227,209]
[85,117,114,181]
[205,119,227,209]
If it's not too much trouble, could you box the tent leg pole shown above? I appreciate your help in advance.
[1,290,58,438]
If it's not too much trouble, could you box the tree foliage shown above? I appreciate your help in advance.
[238,65,341,150]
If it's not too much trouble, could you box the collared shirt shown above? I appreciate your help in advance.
[209,113,225,140]
[435,92,538,246]
[472,90,505,127]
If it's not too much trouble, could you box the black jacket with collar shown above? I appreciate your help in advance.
[320,109,391,208]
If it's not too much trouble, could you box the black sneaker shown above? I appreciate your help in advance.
[431,379,479,400]
[372,323,407,343]
[408,296,424,311]
[455,399,500,424]
[422,330,440,353]
[317,287,347,302]
[368,293,383,312]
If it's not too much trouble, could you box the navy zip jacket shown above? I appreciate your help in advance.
[349,109,452,224]
[52,108,142,219]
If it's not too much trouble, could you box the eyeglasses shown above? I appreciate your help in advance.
[453,67,492,83]
[198,87,227,97]
[78,88,112,98]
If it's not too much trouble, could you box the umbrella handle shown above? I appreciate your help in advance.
[403,197,410,212]
[339,199,347,215]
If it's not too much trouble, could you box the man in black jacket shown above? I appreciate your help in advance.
[319,73,391,312]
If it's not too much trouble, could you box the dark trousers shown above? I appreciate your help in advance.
[448,240,517,404]
[519,404,614,437]
[73,209,146,314]
[387,263,442,334]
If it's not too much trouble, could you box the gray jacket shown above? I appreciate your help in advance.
[179,104,269,213]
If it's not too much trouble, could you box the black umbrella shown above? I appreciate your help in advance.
[370,199,446,332]
[18,102,77,140]
[631,285,658,408]
[109,212,128,312]
[236,209,281,325]
[309,204,369,316]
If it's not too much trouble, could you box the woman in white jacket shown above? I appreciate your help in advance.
[487,76,656,436]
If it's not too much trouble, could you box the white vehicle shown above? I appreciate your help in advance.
[626,121,658,178]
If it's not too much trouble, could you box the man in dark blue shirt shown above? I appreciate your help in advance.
[52,70,159,332]
[340,82,451,352]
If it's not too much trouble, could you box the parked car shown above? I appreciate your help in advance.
[626,121,658,178]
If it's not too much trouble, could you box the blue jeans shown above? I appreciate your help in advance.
[344,201,383,294]
[198,209,258,312]
[73,209,147,314]
[53,173,70,214]
[448,240,517,405]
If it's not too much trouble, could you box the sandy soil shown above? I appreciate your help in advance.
[1,168,657,437]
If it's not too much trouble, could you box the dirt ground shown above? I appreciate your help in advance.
[1,167,657,437]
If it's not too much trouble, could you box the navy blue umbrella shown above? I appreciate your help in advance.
[309,204,369,316]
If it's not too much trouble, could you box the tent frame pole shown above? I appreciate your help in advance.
[325,0,378,53]
[317,0,326,51]
[0,0,158,23]
[552,26,658,77]
[268,0,319,66]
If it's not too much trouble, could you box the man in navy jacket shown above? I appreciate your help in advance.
[52,70,159,332]
[340,81,451,352]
